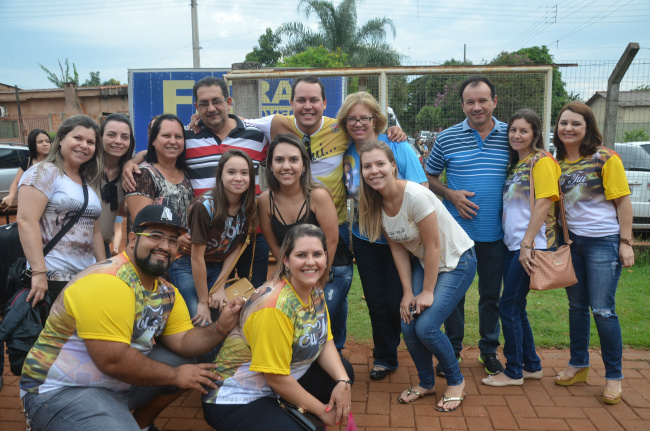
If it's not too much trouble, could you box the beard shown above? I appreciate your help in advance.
[134,239,171,277]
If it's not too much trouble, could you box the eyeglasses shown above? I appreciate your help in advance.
[197,98,227,109]
[302,135,312,160]
[346,116,374,126]
[136,232,179,248]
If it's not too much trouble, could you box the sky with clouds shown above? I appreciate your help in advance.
[1,0,648,91]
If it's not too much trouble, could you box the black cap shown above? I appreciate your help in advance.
[132,205,187,234]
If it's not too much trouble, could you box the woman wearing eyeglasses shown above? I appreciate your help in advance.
[126,114,193,229]
[337,92,428,380]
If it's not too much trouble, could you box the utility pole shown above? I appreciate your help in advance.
[191,0,201,68]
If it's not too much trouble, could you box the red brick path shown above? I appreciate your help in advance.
[2,345,649,431]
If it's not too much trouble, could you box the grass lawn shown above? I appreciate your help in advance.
[346,253,650,349]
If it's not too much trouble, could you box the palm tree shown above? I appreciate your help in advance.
[278,0,401,67]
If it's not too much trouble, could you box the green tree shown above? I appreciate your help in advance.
[278,46,348,68]
[632,84,650,91]
[245,28,282,66]
[81,71,101,87]
[39,58,79,87]
[278,0,400,67]
[624,128,650,142]
[102,78,121,86]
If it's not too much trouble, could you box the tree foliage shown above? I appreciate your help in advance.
[278,0,400,67]
[80,71,121,87]
[624,128,650,142]
[39,59,79,87]
[245,28,282,67]
[278,46,348,68]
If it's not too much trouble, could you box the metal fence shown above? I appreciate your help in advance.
[0,115,51,143]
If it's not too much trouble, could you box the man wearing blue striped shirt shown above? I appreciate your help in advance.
[425,75,509,376]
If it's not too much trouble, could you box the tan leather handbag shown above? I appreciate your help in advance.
[209,235,256,301]
[528,156,578,291]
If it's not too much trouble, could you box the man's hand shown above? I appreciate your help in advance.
[172,363,221,394]
[387,126,407,143]
[188,113,202,134]
[216,296,245,333]
[447,189,479,220]
[122,160,141,193]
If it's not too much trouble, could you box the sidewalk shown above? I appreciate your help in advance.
[2,344,649,431]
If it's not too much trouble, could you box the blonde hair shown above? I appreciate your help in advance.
[336,92,387,140]
[358,140,397,242]
[43,115,104,193]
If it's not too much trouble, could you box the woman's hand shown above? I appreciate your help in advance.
[414,290,434,314]
[519,246,535,276]
[0,194,14,211]
[326,380,352,426]
[619,243,635,268]
[178,233,192,255]
[121,160,141,193]
[192,300,212,326]
[26,273,48,307]
[209,288,227,312]
[400,292,416,324]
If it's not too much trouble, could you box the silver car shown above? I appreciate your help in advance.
[0,143,30,206]
[616,142,650,231]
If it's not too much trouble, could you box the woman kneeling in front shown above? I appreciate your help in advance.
[202,224,354,430]
[358,140,476,412]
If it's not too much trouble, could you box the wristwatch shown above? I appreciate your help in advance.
[619,237,635,246]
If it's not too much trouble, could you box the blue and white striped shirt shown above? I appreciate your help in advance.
[425,117,509,242]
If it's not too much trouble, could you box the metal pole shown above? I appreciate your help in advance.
[379,71,387,115]
[544,68,553,150]
[14,85,25,145]
[603,43,639,147]
[191,0,201,68]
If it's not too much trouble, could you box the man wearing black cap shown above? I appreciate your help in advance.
[19,205,244,431]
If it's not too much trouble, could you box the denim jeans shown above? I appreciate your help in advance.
[500,249,543,379]
[565,232,623,380]
[22,345,193,431]
[325,264,353,351]
[352,235,403,370]
[169,255,224,319]
[402,248,476,389]
[236,233,270,288]
[442,240,505,355]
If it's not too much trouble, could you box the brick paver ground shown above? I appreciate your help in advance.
[2,345,649,431]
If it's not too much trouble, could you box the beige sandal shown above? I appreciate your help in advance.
[397,386,434,404]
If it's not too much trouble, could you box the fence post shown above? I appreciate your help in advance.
[544,68,553,150]
[603,43,640,148]
[14,86,25,144]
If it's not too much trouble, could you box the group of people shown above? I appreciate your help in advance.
[3,73,634,431]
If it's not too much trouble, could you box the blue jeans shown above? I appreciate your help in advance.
[500,249,543,379]
[236,233,270,288]
[169,255,224,319]
[442,240,505,355]
[565,232,623,380]
[402,248,476,388]
[22,345,193,431]
[352,235,402,370]
[325,264,353,351]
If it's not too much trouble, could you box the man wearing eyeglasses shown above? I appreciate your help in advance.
[19,205,244,431]
[124,76,271,289]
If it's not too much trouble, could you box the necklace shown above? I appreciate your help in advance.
[156,163,177,182]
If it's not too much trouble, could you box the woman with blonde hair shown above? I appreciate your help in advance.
[17,115,104,306]
[338,91,427,379]
[358,140,475,411]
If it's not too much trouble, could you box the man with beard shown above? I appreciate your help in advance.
[19,205,244,431]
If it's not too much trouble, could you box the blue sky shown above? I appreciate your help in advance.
[1,0,648,90]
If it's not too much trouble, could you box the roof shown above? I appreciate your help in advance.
[586,90,650,107]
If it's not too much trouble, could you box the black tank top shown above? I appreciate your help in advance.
[269,191,352,266]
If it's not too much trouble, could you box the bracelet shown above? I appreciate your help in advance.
[520,244,533,249]
[335,379,352,389]
[214,320,230,337]
[30,269,48,275]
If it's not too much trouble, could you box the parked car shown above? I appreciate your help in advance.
[615,143,650,231]
[0,143,30,207]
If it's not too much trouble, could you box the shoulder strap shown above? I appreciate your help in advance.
[529,155,571,249]
[43,180,89,257]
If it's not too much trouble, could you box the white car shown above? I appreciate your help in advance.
[615,142,650,231]
[0,143,30,206]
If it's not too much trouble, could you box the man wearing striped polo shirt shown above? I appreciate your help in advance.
[425,75,509,376]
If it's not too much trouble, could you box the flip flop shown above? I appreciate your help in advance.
[434,391,467,412]
[397,386,435,404]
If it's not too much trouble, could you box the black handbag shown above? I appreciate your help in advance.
[276,397,325,431]
[5,180,89,296]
